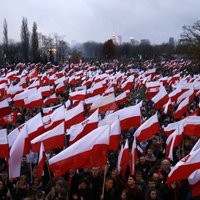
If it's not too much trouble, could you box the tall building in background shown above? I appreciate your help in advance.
[118,35,122,45]
[130,37,135,45]
[140,39,150,45]
[112,33,118,45]
[169,37,175,46]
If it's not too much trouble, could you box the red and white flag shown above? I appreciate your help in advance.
[105,104,141,131]
[43,105,65,131]
[174,97,189,120]
[0,129,9,158]
[0,111,17,125]
[109,119,121,151]
[176,88,194,104]
[90,93,117,113]
[38,86,51,97]
[69,90,86,101]
[9,125,28,179]
[167,147,200,183]
[169,86,182,103]
[31,122,65,152]
[37,142,46,179]
[65,102,85,130]
[67,109,99,145]
[151,87,169,110]
[134,113,160,142]
[49,125,110,177]
[25,91,43,109]
[0,98,10,116]
[119,75,134,91]
[188,170,200,198]
[55,81,66,94]
[117,139,129,176]
[115,92,128,105]
[130,137,138,175]
[44,94,57,105]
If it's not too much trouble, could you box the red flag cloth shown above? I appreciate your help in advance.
[37,142,46,179]
[117,139,129,176]
[174,97,189,120]
[31,122,65,152]
[67,109,98,145]
[0,99,10,117]
[0,111,17,125]
[151,87,169,110]
[134,113,160,142]
[0,129,9,158]
[49,125,110,177]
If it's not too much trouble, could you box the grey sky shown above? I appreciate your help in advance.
[0,0,199,45]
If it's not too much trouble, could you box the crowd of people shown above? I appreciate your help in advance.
[0,59,200,200]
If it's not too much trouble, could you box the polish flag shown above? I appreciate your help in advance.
[0,111,17,126]
[38,86,51,97]
[25,91,43,109]
[0,129,9,158]
[31,122,65,152]
[104,104,141,131]
[67,109,99,145]
[109,119,121,151]
[90,82,106,96]
[115,92,128,105]
[0,98,10,116]
[152,87,169,110]
[174,97,189,120]
[117,139,129,176]
[37,142,46,179]
[164,121,180,137]
[183,116,200,137]
[13,88,37,108]
[134,113,160,142]
[163,99,173,114]
[27,113,44,142]
[44,94,57,105]
[28,80,40,89]
[9,125,28,179]
[176,88,194,104]
[169,86,182,103]
[43,105,65,131]
[188,170,200,198]
[130,137,138,175]
[166,125,184,161]
[65,102,85,130]
[49,125,110,177]
[43,104,62,116]
[90,93,117,113]
[69,90,86,101]
[55,81,66,94]
[167,147,200,183]
[119,75,134,91]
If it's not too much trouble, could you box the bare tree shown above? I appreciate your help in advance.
[3,18,8,62]
[179,20,200,61]
[21,17,30,62]
[31,21,39,62]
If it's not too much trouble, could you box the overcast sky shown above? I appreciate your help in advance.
[0,0,199,45]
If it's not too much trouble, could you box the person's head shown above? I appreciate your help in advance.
[1,170,8,180]
[111,169,118,179]
[19,174,28,184]
[91,167,100,178]
[121,189,127,200]
[21,156,27,165]
[146,188,159,200]
[79,178,89,189]
[152,172,159,182]
[160,159,170,172]
[57,188,68,200]
[35,190,44,200]
[135,170,143,182]
[105,177,113,190]
[33,178,41,186]
[127,175,136,187]
[139,156,146,165]
[147,148,153,156]
[55,179,65,191]
[147,178,156,189]
[0,180,5,190]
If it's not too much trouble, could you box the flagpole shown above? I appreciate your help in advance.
[101,163,108,199]
[45,160,52,180]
